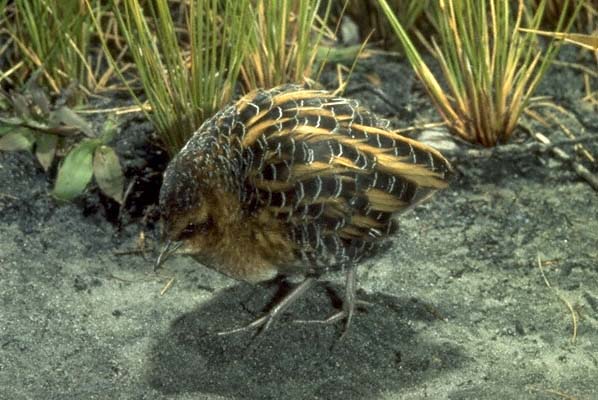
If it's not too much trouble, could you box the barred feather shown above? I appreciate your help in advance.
[242,85,449,267]
[160,84,452,281]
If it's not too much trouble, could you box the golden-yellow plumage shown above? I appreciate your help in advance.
[157,84,453,334]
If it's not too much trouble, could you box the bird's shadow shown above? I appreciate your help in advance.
[146,282,465,399]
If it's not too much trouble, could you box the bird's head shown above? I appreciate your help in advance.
[155,153,211,267]
[155,141,242,270]
[160,155,213,230]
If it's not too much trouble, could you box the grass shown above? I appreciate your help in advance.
[97,0,253,155]
[1,0,106,97]
[95,0,336,155]
[239,0,332,91]
[537,0,597,32]
[344,0,430,49]
[1,0,344,201]
[378,0,584,147]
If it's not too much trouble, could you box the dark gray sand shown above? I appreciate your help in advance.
[1,57,597,399]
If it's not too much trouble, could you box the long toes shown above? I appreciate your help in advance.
[293,310,348,325]
[216,277,318,336]
[216,314,272,336]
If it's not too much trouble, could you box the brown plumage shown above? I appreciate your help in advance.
[157,84,452,334]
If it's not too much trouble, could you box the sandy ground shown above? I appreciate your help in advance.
[1,55,597,399]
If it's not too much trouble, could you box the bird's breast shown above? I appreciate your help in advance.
[187,206,299,283]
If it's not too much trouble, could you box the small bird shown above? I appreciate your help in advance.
[156,84,452,335]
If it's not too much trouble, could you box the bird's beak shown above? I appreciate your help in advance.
[155,240,183,271]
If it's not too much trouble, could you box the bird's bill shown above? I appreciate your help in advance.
[155,240,183,271]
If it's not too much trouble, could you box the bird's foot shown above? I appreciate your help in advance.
[293,310,348,325]
[294,310,353,340]
[217,312,276,336]
[293,299,370,338]
[217,277,317,336]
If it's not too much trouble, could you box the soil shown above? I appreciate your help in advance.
[1,49,597,400]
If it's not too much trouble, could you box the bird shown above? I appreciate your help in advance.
[156,84,452,335]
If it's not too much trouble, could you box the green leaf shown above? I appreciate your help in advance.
[50,106,94,137]
[93,145,124,204]
[11,93,31,119]
[35,133,58,171]
[99,116,119,144]
[0,123,16,136]
[0,129,35,152]
[30,85,51,115]
[0,97,9,111]
[52,139,98,201]
[0,116,28,128]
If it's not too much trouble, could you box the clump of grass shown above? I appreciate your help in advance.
[95,0,337,154]
[99,0,253,155]
[240,0,333,91]
[1,0,106,97]
[535,0,597,33]
[344,0,430,49]
[378,0,583,147]
[520,29,598,54]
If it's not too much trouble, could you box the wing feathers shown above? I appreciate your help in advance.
[234,85,451,258]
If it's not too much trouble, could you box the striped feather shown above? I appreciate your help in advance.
[179,84,452,271]
[229,85,451,269]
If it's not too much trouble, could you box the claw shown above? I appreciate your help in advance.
[293,266,364,339]
[217,277,317,336]
[217,314,274,336]
[216,266,364,338]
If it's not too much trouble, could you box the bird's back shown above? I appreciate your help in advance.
[188,84,452,274]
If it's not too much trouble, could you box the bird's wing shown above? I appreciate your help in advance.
[235,85,451,264]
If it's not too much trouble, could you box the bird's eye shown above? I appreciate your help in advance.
[178,216,214,240]
[197,216,214,233]
[179,223,197,239]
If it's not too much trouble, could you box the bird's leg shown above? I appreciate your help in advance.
[294,265,366,337]
[343,265,357,333]
[218,276,317,336]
